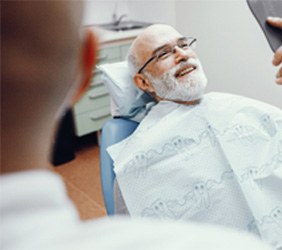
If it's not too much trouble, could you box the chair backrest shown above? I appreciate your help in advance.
[100,118,139,215]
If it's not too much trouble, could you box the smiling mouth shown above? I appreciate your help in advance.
[175,65,196,78]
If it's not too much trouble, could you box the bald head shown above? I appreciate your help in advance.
[128,24,182,75]
[2,1,83,90]
[2,1,96,173]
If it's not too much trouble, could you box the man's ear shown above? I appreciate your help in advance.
[72,30,97,103]
[134,73,154,92]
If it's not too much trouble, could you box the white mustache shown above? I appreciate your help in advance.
[169,58,200,76]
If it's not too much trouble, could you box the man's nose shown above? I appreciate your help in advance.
[173,46,191,63]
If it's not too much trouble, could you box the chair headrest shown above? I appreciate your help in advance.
[98,61,156,122]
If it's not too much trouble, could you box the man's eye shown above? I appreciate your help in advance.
[158,50,170,59]
[179,43,189,48]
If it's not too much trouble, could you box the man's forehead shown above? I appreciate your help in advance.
[136,25,182,56]
[145,26,181,46]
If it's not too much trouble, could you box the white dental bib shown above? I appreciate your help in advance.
[108,92,282,249]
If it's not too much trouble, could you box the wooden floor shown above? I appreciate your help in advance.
[53,133,107,220]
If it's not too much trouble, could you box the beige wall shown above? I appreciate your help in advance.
[175,0,281,108]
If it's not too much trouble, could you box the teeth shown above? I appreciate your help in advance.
[178,66,194,77]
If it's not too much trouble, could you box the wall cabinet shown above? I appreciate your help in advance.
[72,40,133,137]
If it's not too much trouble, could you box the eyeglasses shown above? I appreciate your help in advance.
[137,37,197,74]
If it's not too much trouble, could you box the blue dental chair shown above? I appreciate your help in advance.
[100,118,139,215]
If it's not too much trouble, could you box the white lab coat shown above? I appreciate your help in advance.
[0,169,274,250]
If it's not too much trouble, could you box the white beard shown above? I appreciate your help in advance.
[145,58,208,102]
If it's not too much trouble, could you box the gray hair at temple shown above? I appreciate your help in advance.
[127,46,140,77]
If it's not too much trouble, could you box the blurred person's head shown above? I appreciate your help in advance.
[2,1,97,173]
[127,24,207,103]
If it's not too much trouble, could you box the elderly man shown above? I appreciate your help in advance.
[2,1,275,250]
[128,24,207,103]
[109,24,282,250]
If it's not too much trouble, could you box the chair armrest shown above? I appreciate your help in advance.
[100,118,139,215]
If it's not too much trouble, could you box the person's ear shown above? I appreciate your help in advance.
[72,30,97,103]
[134,73,154,92]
